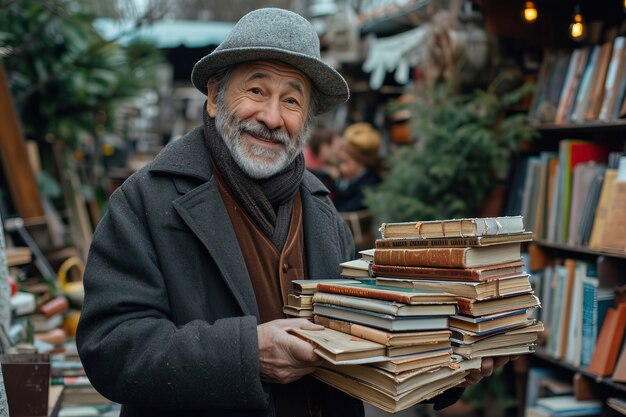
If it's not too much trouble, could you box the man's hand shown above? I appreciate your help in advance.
[257,318,324,384]
[459,355,518,387]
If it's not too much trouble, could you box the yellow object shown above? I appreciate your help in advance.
[57,256,85,306]
[64,310,81,337]
[569,11,585,41]
[522,1,538,23]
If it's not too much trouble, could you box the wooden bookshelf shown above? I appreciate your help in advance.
[530,120,626,134]
[533,239,626,260]
[533,349,626,394]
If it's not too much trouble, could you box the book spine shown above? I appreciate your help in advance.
[376,237,482,249]
[371,264,479,280]
[375,248,467,268]
[455,298,476,315]
[316,283,411,303]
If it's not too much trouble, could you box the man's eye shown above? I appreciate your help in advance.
[286,98,299,105]
[249,87,262,95]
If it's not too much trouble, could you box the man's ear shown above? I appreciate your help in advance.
[206,79,218,118]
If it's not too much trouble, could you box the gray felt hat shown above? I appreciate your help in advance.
[191,8,349,115]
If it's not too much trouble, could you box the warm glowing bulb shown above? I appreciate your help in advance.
[522,1,538,23]
[624,0,626,13]
[569,13,585,41]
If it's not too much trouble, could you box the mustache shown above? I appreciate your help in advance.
[239,119,291,146]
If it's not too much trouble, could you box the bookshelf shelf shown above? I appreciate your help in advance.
[533,349,626,394]
[530,120,626,134]
[533,239,626,260]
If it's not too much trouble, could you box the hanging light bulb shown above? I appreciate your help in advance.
[623,0,626,14]
[522,1,538,23]
[569,5,586,41]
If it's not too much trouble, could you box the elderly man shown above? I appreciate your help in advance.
[76,8,508,417]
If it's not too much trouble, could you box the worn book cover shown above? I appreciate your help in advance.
[376,274,533,300]
[312,291,456,317]
[373,243,522,268]
[313,303,450,332]
[379,216,525,239]
[315,281,457,304]
[314,315,451,347]
[289,327,387,365]
[456,294,540,317]
[370,262,525,282]
[375,232,533,249]
[291,279,357,295]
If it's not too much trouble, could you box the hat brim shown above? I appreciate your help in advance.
[191,47,349,115]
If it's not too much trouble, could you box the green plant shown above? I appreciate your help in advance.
[364,79,538,225]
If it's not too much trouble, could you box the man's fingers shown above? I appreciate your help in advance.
[493,355,510,369]
[480,357,495,378]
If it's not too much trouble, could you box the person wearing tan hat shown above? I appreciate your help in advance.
[76,7,513,417]
[333,122,382,212]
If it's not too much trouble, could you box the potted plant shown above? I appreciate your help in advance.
[363,76,537,227]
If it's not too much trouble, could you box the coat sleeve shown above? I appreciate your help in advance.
[76,181,268,410]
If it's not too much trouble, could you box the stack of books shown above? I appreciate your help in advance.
[373,216,544,360]
[282,279,356,319]
[293,280,478,413]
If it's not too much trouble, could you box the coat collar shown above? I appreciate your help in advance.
[148,126,336,321]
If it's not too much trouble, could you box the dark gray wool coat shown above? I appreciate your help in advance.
[75,126,364,417]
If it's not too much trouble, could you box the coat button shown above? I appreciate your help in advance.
[282,263,289,273]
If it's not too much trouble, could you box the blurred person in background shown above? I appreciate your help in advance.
[333,122,382,212]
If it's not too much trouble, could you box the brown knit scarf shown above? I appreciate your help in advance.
[203,108,304,251]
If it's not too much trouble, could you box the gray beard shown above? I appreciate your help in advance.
[214,102,310,179]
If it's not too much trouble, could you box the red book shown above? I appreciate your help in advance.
[588,302,626,377]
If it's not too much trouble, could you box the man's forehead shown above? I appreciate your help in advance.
[233,60,311,89]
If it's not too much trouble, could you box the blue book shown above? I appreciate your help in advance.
[580,271,615,367]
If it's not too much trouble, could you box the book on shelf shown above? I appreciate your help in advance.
[289,327,387,364]
[531,50,572,123]
[313,303,450,332]
[374,232,533,249]
[600,36,626,121]
[580,273,614,367]
[585,40,613,120]
[588,302,626,376]
[570,45,600,123]
[456,293,541,317]
[339,259,371,278]
[567,162,606,246]
[5,247,32,267]
[313,315,452,347]
[554,47,589,124]
[564,260,588,365]
[290,279,357,295]
[611,342,626,383]
[588,168,617,249]
[371,261,526,282]
[311,291,457,317]
[373,242,522,268]
[448,309,531,334]
[375,274,533,300]
[378,216,525,239]
[575,167,605,246]
[600,181,626,252]
[316,281,458,304]
[556,140,610,244]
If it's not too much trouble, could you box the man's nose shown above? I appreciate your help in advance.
[257,98,285,130]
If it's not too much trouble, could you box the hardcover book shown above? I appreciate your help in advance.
[375,274,533,300]
[370,262,526,282]
[312,292,457,317]
[313,303,450,332]
[374,232,533,249]
[315,281,458,304]
[373,243,522,268]
[313,315,452,347]
[378,216,525,239]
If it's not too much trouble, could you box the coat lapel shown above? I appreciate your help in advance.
[172,179,260,320]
